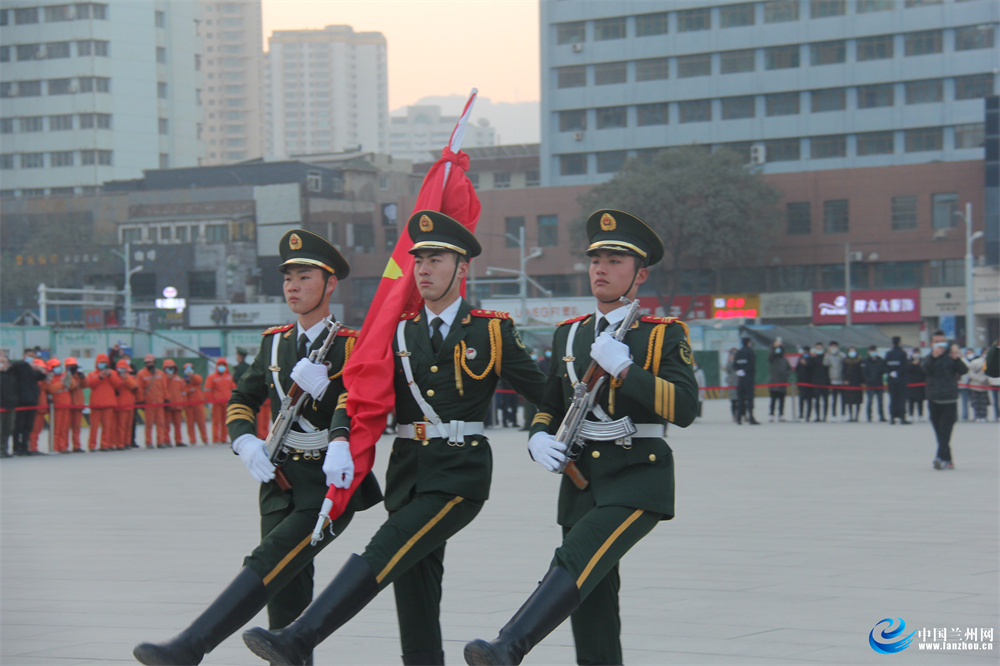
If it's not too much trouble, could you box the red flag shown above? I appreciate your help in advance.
[322,91,481,521]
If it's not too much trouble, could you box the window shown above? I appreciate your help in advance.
[770,265,817,290]
[891,195,917,230]
[811,135,846,158]
[766,92,800,116]
[94,40,108,56]
[20,117,43,132]
[677,54,711,78]
[50,115,73,130]
[158,82,168,99]
[904,30,942,56]
[858,0,895,11]
[155,10,165,27]
[93,4,107,19]
[560,154,587,176]
[929,259,964,287]
[766,139,801,162]
[556,66,586,89]
[526,171,540,187]
[905,79,943,104]
[158,153,169,169]
[857,131,894,155]
[905,0,942,6]
[47,42,71,58]
[811,88,846,112]
[21,153,45,168]
[811,40,846,65]
[17,44,43,61]
[504,217,525,247]
[858,84,894,108]
[0,119,11,133]
[0,154,13,170]
[594,62,626,85]
[158,226,173,243]
[493,172,510,189]
[156,47,166,63]
[596,106,627,129]
[955,74,994,100]
[722,96,755,119]
[765,45,799,70]
[594,17,625,41]
[678,8,710,32]
[721,3,755,28]
[596,151,627,174]
[158,118,169,135]
[559,110,586,132]
[176,226,188,243]
[48,79,74,95]
[635,12,668,36]
[45,5,72,21]
[50,151,74,167]
[637,102,669,126]
[189,271,217,298]
[874,262,921,288]
[353,224,375,252]
[721,49,756,75]
[16,81,42,97]
[955,25,994,51]
[635,57,669,81]
[81,150,96,165]
[15,7,39,24]
[786,202,811,235]
[77,40,92,56]
[122,227,143,244]
[905,127,943,152]
[0,46,8,62]
[538,215,559,247]
[205,224,228,242]
[306,170,322,192]
[857,35,894,61]
[764,0,800,22]
[931,193,957,229]
[810,0,846,18]
[556,22,585,45]
[679,100,712,123]
[954,123,985,149]
[823,199,849,233]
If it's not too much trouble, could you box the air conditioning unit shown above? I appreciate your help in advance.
[574,131,585,141]
[572,43,584,53]
[750,143,766,165]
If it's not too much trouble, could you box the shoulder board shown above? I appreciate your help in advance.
[262,323,295,336]
[557,314,591,327]
[400,311,420,321]
[336,327,359,338]
[470,309,510,320]
[640,315,680,325]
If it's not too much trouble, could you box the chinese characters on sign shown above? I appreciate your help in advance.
[812,289,921,324]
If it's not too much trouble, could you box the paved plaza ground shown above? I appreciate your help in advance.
[1,398,997,665]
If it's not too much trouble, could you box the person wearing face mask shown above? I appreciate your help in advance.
[823,341,844,422]
[767,339,792,422]
[28,358,50,454]
[809,343,830,422]
[162,359,187,447]
[861,345,887,423]
[842,347,863,422]
[905,351,926,422]
[923,330,968,469]
[795,346,814,422]
[181,363,209,445]
[63,357,86,452]
[86,353,122,451]
[137,354,170,448]
[114,359,139,450]
[45,358,77,453]
[203,358,236,444]
[885,336,910,425]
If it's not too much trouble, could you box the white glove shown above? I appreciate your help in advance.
[291,358,330,400]
[528,432,567,473]
[323,440,354,489]
[889,371,898,378]
[233,434,276,483]
[590,332,632,378]
[736,369,746,377]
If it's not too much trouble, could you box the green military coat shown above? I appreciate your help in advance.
[384,298,547,511]
[530,313,698,526]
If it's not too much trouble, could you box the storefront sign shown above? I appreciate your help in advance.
[188,303,301,328]
[812,289,921,324]
[711,294,760,319]
[760,292,812,319]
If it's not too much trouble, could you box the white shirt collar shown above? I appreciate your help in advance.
[424,297,463,337]
[297,318,329,345]
[594,304,628,333]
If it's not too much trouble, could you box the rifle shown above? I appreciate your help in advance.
[555,296,643,490]
[263,317,342,491]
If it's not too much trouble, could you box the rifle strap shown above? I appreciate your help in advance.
[271,326,318,433]
[565,320,612,423]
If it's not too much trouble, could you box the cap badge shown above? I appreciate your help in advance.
[600,213,616,231]
[419,215,434,232]
[289,233,302,250]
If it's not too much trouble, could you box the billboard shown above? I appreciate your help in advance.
[811,289,921,324]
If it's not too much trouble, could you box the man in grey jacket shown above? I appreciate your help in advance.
[823,341,845,421]
[922,329,968,470]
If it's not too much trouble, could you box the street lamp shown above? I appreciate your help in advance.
[485,226,550,322]
[955,203,984,347]
[110,241,144,327]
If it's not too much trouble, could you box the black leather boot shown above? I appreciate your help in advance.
[463,567,580,666]
[133,567,267,665]
[243,554,378,665]
[402,649,446,665]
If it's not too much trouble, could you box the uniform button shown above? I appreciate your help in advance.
[422,440,429,446]
[591,450,600,459]
[292,455,300,461]
[430,365,439,373]
[649,454,657,462]
[427,389,435,396]
[471,440,479,446]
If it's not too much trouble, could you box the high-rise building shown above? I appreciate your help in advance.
[540,0,999,186]
[266,25,388,158]
[198,0,265,165]
[0,1,204,197]
[388,105,495,162]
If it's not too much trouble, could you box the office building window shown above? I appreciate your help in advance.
[526,171,540,187]
[771,265,817,290]
[0,119,11,133]
[811,135,846,158]
[48,78,74,95]
[594,17,625,41]
[721,3,755,28]
[766,92,800,116]
[50,151,74,167]
[0,46,8,62]
[810,0,846,17]
[556,21,585,45]
[857,34,894,61]
[504,217,525,247]
[596,106,627,129]
[722,96,755,120]
[904,127,943,152]
[189,271,217,298]
[766,139,801,161]
[15,7,38,24]
[205,224,228,243]
[905,79,943,104]
[905,0,942,6]
[954,74,994,100]
[158,118,169,135]
[721,49,755,74]
[811,40,846,65]
[156,47,166,63]
[159,153,169,169]
[155,10,165,27]
[21,153,45,168]
[954,123,985,149]
[493,172,510,189]
[858,0,895,11]
[538,215,559,247]
[823,199,849,234]
[157,82,168,98]
[931,192,957,229]
[637,102,669,126]
[678,8,710,32]
[17,44,42,61]
[764,0,800,22]
[560,154,587,176]
[20,117,43,132]
[594,62,626,85]
[559,110,586,132]
[679,100,712,123]
[786,202,811,235]
[556,66,586,89]
[904,30,942,56]
[955,25,994,51]
[928,259,964,287]
[17,80,42,96]
[46,41,71,58]
[50,114,73,130]
[875,262,921,288]
[635,12,668,36]
[635,57,669,81]
[765,45,800,69]
[44,5,72,21]
[891,195,918,230]
[811,88,846,112]
[857,131,895,155]
[596,151,627,174]
[858,84,894,108]
[0,154,13,170]
[677,53,711,78]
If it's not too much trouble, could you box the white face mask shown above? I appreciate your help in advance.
[53,366,64,375]
[217,365,225,373]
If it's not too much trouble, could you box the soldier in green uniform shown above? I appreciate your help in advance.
[133,229,381,665]
[464,209,699,666]
[242,211,548,666]
[231,347,250,385]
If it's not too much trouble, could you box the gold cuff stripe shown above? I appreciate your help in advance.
[227,406,255,421]
[655,378,675,421]
[576,509,645,588]
[226,413,255,425]
[532,412,553,426]
[228,404,255,416]
[376,496,464,585]
[263,521,328,586]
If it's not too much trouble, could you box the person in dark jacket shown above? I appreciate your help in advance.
[885,336,910,424]
[795,346,814,422]
[767,339,792,422]
[841,347,864,422]
[10,353,43,456]
[861,345,887,422]
[0,352,18,457]
[734,336,759,425]
[905,352,926,421]
[809,342,830,422]
[922,330,967,470]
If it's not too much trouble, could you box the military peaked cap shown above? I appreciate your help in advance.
[407,210,482,259]
[585,209,664,267]
[279,228,350,279]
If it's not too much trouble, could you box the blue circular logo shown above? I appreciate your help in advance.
[869,618,916,654]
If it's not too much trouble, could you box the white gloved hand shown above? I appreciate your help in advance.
[323,440,354,489]
[233,434,276,483]
[736,369,746,377]
[291,358,331,400]
[528,432,567,473]
[590,332,632,378]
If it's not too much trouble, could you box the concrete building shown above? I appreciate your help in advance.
[198,0,265,165]
[266,25,388,159]
[389,104,496,162]
[540,0,998,187]
[0,1,204,197]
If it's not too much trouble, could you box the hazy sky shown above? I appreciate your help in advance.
[261,0,541,111]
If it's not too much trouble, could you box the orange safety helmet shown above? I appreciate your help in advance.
[162,358,177,369]
[33,358,47,369]
[47,358,62,370]
[63,356,78,366]
[144,353,156,363]
[116,359,131,370]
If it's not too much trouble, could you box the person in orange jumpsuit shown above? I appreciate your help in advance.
[63,357,86,452]
[203,358,236,444]
[28,359,49,453]
[87,353,122,451]
[181,363,209,445]
[162,359,187,447]
[45,358,77,453]
[114,359,139,450]
[137,354,169,449]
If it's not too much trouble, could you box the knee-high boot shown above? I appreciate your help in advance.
[463,567,580,666]
[242,554,378,666]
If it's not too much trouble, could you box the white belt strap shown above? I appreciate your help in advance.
[396,421,485,442]
[396,320,442,426]
[272,327,319,433]
[565,319,613,423]
[283,430,330,450]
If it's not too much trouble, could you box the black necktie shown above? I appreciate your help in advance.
[297,333,309,359]
[430,317,444,353]
[596,317,609,337]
